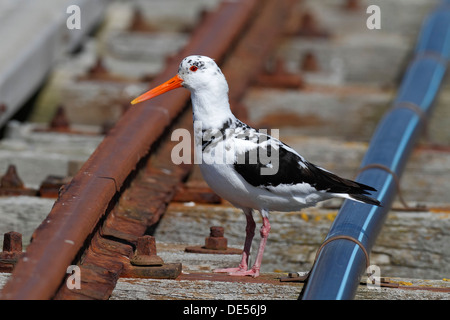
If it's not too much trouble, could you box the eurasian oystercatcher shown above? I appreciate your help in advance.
[132,55,380,277]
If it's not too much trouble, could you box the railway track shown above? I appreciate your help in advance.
[1,0,450,300]
[1,0,298,300]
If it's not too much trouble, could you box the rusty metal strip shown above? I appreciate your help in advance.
[1,0,298,300]
[177,272,291,286]
[54,107,194,299]
[388,284,450,293]
[0,0,260,300]
[56,0,296,299]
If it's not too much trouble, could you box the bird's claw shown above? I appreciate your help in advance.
[228,269,259,278]
[213,266,259,278]
[213,267,246,274]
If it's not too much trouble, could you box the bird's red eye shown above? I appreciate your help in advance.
[190,66,198,72]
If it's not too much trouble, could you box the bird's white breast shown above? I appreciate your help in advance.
[198,137,327,212]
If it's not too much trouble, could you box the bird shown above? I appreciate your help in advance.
[131,55,381,277]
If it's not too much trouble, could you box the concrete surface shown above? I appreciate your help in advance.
[108,239,450,300]
[154,200,450,280]
[243,87,392,141]
[0,121,103,188]
[0,196,54,249]
[0,269,448,300]
[0,0,107,127]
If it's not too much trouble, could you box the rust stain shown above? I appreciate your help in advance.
[177,272,300,287]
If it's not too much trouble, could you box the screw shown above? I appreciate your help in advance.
[130,235,164,266]
[204,226,228,250]
[0,165,24,189]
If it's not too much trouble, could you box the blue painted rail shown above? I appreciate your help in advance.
[301,1,450,300]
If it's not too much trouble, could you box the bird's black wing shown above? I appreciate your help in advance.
[233,138,380,206]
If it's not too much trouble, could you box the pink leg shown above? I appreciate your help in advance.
[214,209,255,273]
[228,215,271,278]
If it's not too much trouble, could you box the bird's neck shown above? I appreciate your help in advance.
[190,90,235,130]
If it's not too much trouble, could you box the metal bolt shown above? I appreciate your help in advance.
[298,12,316,35]
[49,105,70,131]
[129,9,155,32]
[38,175,70,198]
[89,57,108,76]
[297,11,329,38]
[344,0,359,11]
[209,226,224,238]
[0,103,7,114]
[0,231,23,272]
[130,235,164,266]
[185,226,241,254]
[0,165,24,189]
[204,226,228,250]
[301,52,319,72]
[2,231,22,253]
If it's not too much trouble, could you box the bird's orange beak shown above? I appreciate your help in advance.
[131,74,183,105]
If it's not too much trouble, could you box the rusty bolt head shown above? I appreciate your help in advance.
[50,105,70,130]
[205,236,227,250]
[299,12,316,33]
[344,0,359,11]
[185,226,241,254]
[297,11,329,38]
[301,52,319,72]
[204,226,227,250]
[1,165,24,189]
[89,57,108,76]
[209,226,224,238]
[2,231,22,252]
[135,235,157,256]
[131,235,164,266]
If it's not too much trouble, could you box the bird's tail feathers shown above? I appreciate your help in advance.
[306,162,381,207]
[332,192,381,206]
[348,193,381,207]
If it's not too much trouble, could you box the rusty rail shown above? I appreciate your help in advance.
[0,0,260,300]
[0,0,296,300]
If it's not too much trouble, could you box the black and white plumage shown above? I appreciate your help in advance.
[132,55,380,277]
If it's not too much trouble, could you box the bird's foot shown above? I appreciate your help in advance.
[213,267,246,274]
[228,267,260,278]
[213,266,260,277]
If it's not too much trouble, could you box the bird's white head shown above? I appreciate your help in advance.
[178,55,228,94]
[131,55,228,105]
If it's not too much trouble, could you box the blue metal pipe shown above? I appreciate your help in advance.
[301,2,450,300]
